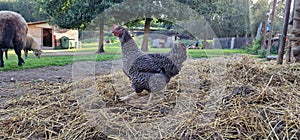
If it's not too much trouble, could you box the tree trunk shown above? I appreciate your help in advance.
[277,0,292,64]
[266,0,277,57]
[260,14,269,53]
[96,22,105,53]
[141,18,152,52]
[286,0,295,63]
[291,0,300,62]
[286,42,292,63]
[203,34,208,49]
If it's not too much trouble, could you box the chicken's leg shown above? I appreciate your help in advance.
[176,79,180,92]
[146,93,154,105]
[119,92,137,101]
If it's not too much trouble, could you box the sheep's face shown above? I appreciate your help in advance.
[34,50,42,58]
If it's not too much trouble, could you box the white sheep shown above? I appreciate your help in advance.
[24,34,42,58]
[0,10,27,67]
[2,34,43,59]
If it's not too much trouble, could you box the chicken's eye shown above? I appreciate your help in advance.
[114,29,123,37]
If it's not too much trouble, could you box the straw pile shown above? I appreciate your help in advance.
[0,55,299,139]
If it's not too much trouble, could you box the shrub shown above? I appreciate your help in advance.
[179,39,195,46]
[81,38,99,44]
[245,38,266,57]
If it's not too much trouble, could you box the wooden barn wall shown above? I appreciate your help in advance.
[27,22,79,49]
[27,24,43,46]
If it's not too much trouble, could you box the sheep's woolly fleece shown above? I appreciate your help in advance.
[25,34,41,51]
[0,11,27,46]
[0,56,299,139]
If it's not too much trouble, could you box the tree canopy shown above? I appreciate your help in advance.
[180,0,252,37]
[105,0,198,51]
[1,0,286,38]
[0,0,48,22]
[31,0,123,53]
[34,0,122,30]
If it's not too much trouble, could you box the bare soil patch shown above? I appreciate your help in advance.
[0,60,120,103]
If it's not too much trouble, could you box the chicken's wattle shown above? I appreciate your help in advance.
[113,32,120,37]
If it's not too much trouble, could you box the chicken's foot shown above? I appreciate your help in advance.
[119,92,137,101]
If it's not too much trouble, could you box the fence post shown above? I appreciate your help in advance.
[230,37,235,49]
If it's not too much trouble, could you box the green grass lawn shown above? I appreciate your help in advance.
[0,42,247,71]
[188,48,247,58]
[0,50,121,71]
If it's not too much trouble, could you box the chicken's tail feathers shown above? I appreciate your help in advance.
[166,43,187,70]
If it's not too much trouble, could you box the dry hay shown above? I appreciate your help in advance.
[0,55,300,139]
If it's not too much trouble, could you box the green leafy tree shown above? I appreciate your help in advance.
[248,0,285,56]
[183,0,252,38]
[218,0,251,37]
[250,0,270,36]
[250,0,285,36]
[105,0,197,51]
[35,0,122,53]
[272,0,285,33]
[14,0,48,22]
[0,0,47,22]
[0,1,13,10]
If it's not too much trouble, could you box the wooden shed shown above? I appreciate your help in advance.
[27,21,79,49]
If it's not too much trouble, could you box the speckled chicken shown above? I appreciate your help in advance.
[111,25,187,105]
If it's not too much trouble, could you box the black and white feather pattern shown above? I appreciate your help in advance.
[128,53,179,93]
[112,25,186,95]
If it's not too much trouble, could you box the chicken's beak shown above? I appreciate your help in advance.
[111,24,119,33]
[111,25,122,37]
[110,29,114,34]
[110,29,117,37]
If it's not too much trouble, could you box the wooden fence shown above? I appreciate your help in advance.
[212,37,254,49]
